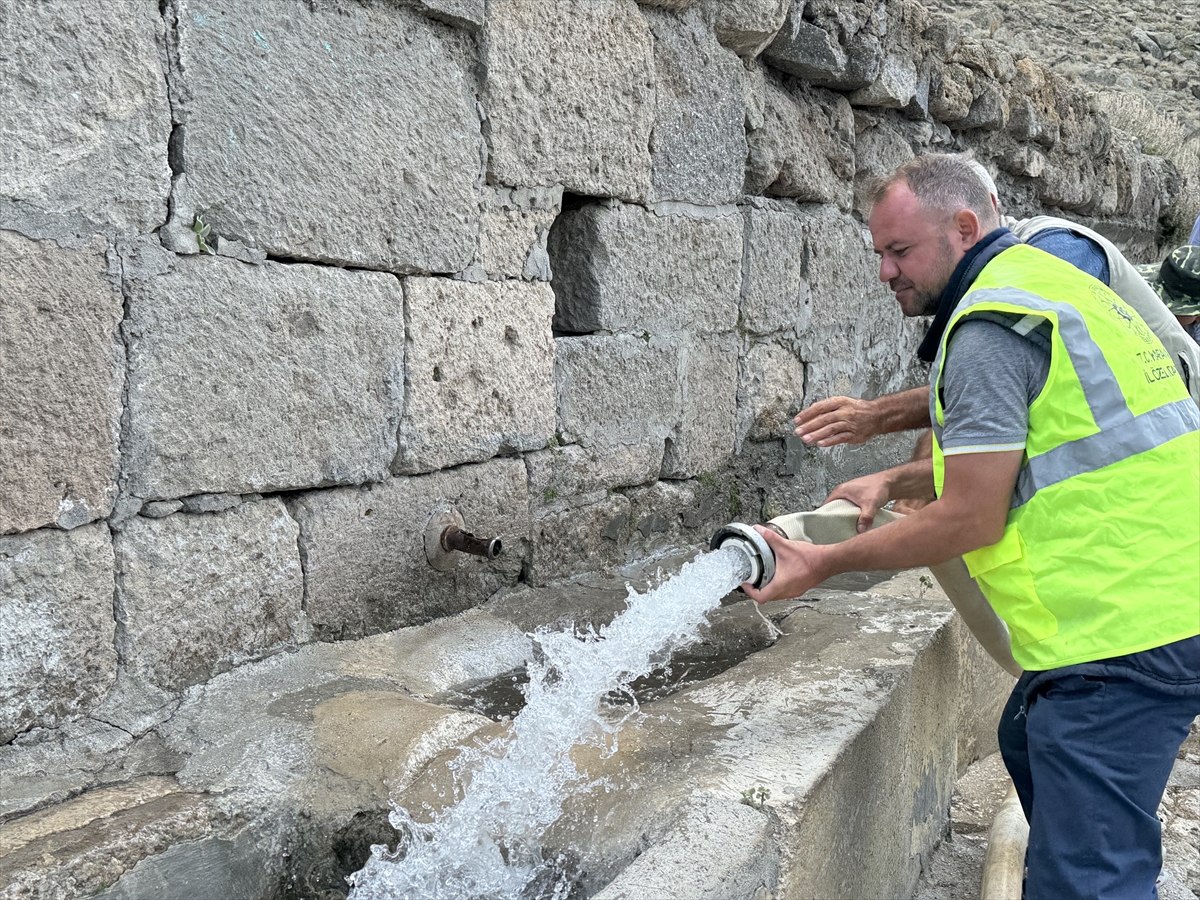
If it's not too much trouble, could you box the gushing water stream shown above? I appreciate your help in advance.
[346,546,752,900]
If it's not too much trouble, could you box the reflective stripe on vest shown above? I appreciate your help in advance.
[935,287,1200,507]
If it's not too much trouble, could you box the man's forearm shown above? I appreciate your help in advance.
[814,502,989,578]
[871,386,932,434]
[817,451,1021,579]
[881,458,937,501]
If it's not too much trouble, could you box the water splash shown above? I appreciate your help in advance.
[347,547,752,900]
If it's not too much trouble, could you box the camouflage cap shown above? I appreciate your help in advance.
[1137,245,1200,316]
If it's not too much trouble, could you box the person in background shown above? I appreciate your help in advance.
[1138,245,1200,346]
[1189,211,1200,245]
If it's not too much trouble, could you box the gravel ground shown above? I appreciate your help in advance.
[921,0,1200,133]
[916,721,1200,899]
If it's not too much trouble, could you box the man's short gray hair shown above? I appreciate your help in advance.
[867,153,1000,230]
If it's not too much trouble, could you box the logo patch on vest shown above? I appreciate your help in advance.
[1096,286,1155,345]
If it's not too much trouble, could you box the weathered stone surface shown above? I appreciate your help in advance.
[548,203,743,335]
[482,0,655,200]
[140,501,182,519]
[853,113,917,213]
[646,8,747,204]
[172,0,480,273]
[0,719,134,820]
[763,1,883,90]
[0,525,117,744]
[289,458,529,641]
[527,493,632,585]
[703,0,790,58]
[949,38,1016,85]
[113,499,307,693]
[123,256,404,500]
[593,799,776,900]
[622,478,731,555]
[555,335,683,448]
[849,52,919,108]
[477,186,563,280]
[744,71,855,208]
[1,780,217,900]
[395,279,556,474]
[396,0,485,32]
[526,442,665,502]
[738,342,805,444]
[795,205,922,406]
[1005,61,1062,148]
[662,334,740,478]
[957,78,1008,131]
[0,232,124,534]
[740,202,813,336]
[179,494,242,515]
[929,63,975,123]
[0,1,171,237]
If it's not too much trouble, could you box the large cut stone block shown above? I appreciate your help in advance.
[172,0,480,273]
[289,459,529,641]
[646,8,747,204]
[396,279,556,474]
[114,499,306,693]
[0,524,117,743]
[548,203,743,335]
[555,334,683,449]
[740,202,813,336]
[0,1,171,237]
[0,233,124,534]
[744,69,855,208]
[662,334,740,478]
[123,256,404,500]
[482,0,655,200]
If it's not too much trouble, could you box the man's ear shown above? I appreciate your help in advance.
[952,208,983,247]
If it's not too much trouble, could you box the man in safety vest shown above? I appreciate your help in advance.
[793,162,1200,458]
[744,153,1200,899]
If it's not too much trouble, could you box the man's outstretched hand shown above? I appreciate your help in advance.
[793,396,878,447]
[794,387,932,447]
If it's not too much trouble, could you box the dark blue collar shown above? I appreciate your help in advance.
[917,227,1021,362]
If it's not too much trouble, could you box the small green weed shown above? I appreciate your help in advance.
[740,785,770,810]
[192,215,215,254]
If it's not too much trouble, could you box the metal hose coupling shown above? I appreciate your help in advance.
[709,523,776,590]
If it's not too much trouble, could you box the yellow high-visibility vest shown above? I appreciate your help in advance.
[931,243,1200,671]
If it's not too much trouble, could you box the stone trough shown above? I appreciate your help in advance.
[1,553,1011,900]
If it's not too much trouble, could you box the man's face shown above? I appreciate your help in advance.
[869,183,969,317]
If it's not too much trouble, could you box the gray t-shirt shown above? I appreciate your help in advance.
[939,317,1050,455]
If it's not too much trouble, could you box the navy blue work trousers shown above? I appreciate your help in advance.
[998,639,1200,900]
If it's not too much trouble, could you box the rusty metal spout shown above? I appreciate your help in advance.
[424,507,504,571]
[441,525,502,560]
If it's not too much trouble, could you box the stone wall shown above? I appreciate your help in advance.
[1,0,1186,749]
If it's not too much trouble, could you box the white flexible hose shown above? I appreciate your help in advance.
[766,500,1023,678]
[980,784,1029,900]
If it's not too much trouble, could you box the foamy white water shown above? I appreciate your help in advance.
[347,547,751,900]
